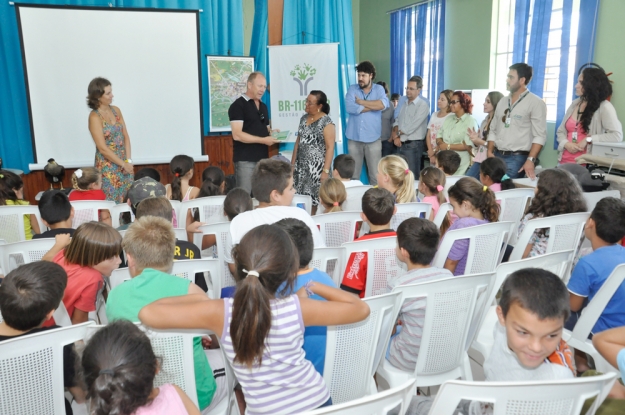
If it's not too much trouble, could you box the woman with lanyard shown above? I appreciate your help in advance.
[556,65,622,165]
[436,91,479,175]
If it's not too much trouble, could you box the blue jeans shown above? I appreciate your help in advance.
[465,162,482,179]
[494,152,528,179]
[382,138,398,157]
[398,140,425,179]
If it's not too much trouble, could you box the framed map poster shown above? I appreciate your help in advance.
[206,55,255,132]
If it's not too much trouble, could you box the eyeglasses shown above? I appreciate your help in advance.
[449,100,460,105]
[305,100,318,106]
[405,87,418,91]
[259,112,265,121]
[501,109,509,122]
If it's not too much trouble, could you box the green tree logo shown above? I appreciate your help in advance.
[290,63,316,96]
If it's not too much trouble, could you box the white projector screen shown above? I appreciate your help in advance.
[17,5,207,170]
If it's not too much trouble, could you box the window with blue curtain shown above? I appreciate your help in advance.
[390,0,445,112]
[492,0,600,139]
[0,0,244,172]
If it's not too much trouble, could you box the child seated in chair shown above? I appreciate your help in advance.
[106,215,225,413]
[435,150,461,176]
[0,261,86,413]
[386,218,453,371]
[274,218,337,376]
[333,154,363,188]
[34,190,75,239]
[340,188,396,298]
[567,197,625,372]
[224,159,325,273]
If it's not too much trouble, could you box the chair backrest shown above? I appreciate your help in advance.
[343,185,373,212]
[391,202,433,231]
[0,322,94,415]
[323,292,402,405]
[341,236,405,297]
[583,190,621,213]
[0,205,44,243]
[392,272,495,387]
[443,175,462,198]
[292,194,313,215]
[511,177,538,188]
[313,211,363,247]
[179,195,227,225]
[70,200,116,228]
[433,222,514,275]
[509,212,590,262]
[192,222,237,291]
[171,258,220,298]
[84,324,203,408]
[496,188,534,244]
[310,247,346,286]
[173,227,188,241]
[52,300,73,327]
[428,373,616,415]
[301,379,416,415]
[432,202,453,228]
[109,203,133,228]
[109,267,132,290]
[570,263,625,347]
[0,238,56,273]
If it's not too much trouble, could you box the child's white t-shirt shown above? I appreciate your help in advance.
[224,205,325,263]
[342,179,364,189]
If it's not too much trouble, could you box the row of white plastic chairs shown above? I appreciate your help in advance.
[1,251,622,414]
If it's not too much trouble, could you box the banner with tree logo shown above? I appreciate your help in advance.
[268,43,342,143]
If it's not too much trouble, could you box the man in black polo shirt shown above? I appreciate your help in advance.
[228,71,279,194]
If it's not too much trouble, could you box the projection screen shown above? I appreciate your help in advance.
[16,5,206,170]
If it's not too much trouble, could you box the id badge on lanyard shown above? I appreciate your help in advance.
[572,131,578,143]
[504,114,511,128]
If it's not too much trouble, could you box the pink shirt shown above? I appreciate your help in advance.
[560,116,589,164]
[133,384,188,415]
[489,183,502,193]
[422,195,442,219]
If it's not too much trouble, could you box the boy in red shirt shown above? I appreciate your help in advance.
[340,187,396,297]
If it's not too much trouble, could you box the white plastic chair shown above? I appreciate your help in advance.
[323,292,402,404]
[583,190,621,213]
[341,236,405,297]
[70,200,116,228]
[313,211,363,247]
[432,202,453,228]
[427,373,616,415]
[171,258,221,298]
[52,301,73,327]
[509,212,590,262]
[0,205,45,243]
[173,227,188,241]
[495,188,535,244]
[292,194,313,215]
[109,267,132,290]
[376,272,495,390]
[310,247,346,286]
[391,202,432,230]
[110,202,133,228]
[0,322,94,415]
[563,263,625,375]
[301,379,416,415]
[432,222,514,275]
[469,250,574,363]
[512,177,538,188]
[343,185,373,212]
[192,222,237,294]
[443,175,462,198]
[179,196,227,225]
[0,238,56,273]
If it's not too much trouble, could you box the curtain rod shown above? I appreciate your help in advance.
[386,0,433,14]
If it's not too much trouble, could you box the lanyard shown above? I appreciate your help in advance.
[507,90,530,117]
[573,100,585,143]
[361,88,372,101]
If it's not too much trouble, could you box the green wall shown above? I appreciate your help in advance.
[243,0,254,56]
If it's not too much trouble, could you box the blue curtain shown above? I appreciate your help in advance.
[526,0,553,97]
[0,0,243,172]
[513,0,531,63]
[282,0,356,156]
[250,0,270,111]
[390,0,445,113]
[553,0,574,149]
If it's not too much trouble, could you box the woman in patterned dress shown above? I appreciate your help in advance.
[291,90,335,214]
[87,77,134,203]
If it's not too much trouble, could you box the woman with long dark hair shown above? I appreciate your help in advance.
[557,66,622,164]
[466,91,504,179]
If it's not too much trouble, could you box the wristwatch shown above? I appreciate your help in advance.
[527,156,536,164]
[322,168,330,174]
[125,159,132,163]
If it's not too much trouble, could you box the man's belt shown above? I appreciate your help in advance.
[495,149,530,156]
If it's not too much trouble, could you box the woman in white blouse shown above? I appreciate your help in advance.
[425,89,453,165]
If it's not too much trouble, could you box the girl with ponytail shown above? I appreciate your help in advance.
[318,178,347,214]
[377,155,417,204]
[82,320,199,415]
[479,157,515,192]
[197,166,226,198]
[444,177,500,275]
[139,224,370,414]
[166,155,200,202]
[419,166,449,224]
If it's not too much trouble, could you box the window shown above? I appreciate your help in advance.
[491,0,580,121]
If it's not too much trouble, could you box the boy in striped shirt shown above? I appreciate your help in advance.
[386,218,453,370]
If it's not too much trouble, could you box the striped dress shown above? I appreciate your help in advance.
[221,295,330,414]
